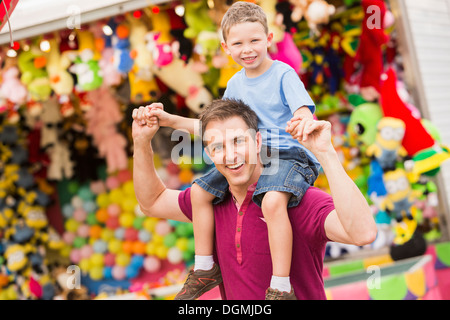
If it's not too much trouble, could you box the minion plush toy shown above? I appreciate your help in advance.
[380,168,419,222]
[366,117,408,172]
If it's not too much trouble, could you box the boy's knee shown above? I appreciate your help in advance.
[261,192,290,217]
[191,183,215,201]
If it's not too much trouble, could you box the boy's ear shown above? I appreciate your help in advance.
[221,41,230,55]
[256,131,262,153]
[267,32,274,48]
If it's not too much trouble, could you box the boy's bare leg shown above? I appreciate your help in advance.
[191,183,216,270]
[261,191,293,292]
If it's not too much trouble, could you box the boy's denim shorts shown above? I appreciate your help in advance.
[193,146,318,208]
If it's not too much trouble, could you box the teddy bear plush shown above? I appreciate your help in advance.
[0,66,28,105]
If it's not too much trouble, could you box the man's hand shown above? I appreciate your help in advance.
[132,104,160,144]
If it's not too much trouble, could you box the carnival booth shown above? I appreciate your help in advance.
[1,0,450,300]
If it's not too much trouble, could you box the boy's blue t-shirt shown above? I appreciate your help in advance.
[223,60,320,168]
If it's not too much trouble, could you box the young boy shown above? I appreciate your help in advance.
[145,1,319,300]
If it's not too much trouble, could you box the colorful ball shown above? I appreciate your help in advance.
[90,180,106,195]
[80,245,94,259]
[138,229,151,243]
[69,248,82,263]
[121,197,137,212]
[124,228,139,241]
[78,185,95,201]
[178,169,194,184]
[108,239,122,254]
[79,258,91,273]
[63,231,76,245]
[90,253,104,267]
[73,236,87,249]
[103,266,113,279]
[155,244,168,259]
[89,225,103,239]
[119,212,135,228]
[143,256,161,273]
[71,195,84,209]
[96,193,110,208]
[95,208,109,223]
[122,240,134,254]
[166,161,180,175]
[145,242,157,256]
[77,224,90,238]
[106,176,120,190]
[175,237,189,252]
[163,233,177,248]
[155,220,172,236]
[114,227,125,240]
[122,180,135,196]
[116,253,131,267]
[167,247,183,264]
[143,217,158,232]
[64,218,80,233]
[132,241,146,255]
[133,216,145,230]
[112,265,126,280]
[101,228,114,242]
[104,252,116,267]
[86,212,98,225]
[125,265,140,279]
[106,216,120,230]
[83,200,97,213]
[130,255,145,268]
[107,203,121,217]
[93,239,108,253]
[118,169,132,183]
[109,188,125,204]
[62,203,75,218]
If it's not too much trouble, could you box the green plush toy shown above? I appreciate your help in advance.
[183,0,217,39]
[17,46,52,101]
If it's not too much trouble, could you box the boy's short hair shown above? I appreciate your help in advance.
[199,98,259,140]
[220,1,268,42]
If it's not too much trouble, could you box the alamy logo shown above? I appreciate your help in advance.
[366,5,383,30]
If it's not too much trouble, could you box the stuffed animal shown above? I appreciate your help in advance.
[366,117,408,172]
[17,47,52,102]
[183,0,218,39]
[69,30,103,92]
[39,97,74,180]
[151,58,213,114]
[380,168,419,222]
[355,0,390,100]
[84,87,128,173]
[257,0,284,43]
[0,66,28,105]
[304,0,335,34]
[46,38,74,97]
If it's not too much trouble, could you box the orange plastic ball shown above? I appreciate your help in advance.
[95,208,109,223]
[89,225,103,239]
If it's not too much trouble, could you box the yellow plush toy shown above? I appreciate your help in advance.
[366,117,408,172]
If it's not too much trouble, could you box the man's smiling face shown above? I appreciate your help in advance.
[204,116,262,189]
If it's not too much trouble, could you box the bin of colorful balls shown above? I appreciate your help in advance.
[60,168,195,282]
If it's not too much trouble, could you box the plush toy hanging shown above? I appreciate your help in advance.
[366,117,408,172]
[183,0,218,39]
[355,0,390,101]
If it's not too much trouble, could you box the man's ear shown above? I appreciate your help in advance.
[221,41,230,55]
[256,131,262,153]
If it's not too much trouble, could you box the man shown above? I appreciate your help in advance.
[132,98,377,300]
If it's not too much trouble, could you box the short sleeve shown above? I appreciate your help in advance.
[291,187,334,248]
[178,187,193,221]
[281,70,316,115]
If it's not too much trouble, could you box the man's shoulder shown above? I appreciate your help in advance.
[294,187,334,210]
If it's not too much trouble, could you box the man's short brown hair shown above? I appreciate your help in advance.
[199,98,259,140]
[220,1,268,42]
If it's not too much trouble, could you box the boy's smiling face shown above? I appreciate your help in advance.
[221,21,273,78]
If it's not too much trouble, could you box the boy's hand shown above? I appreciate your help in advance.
[286,116,316,142]
[144,102,173,128]
[287,118,333,156]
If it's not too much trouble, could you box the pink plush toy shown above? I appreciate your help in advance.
[269,32,303,74]
[0,66,28,104]
[84,87,128,173]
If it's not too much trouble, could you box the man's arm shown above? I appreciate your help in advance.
[291,119,377,246]
[132,105,191,222]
